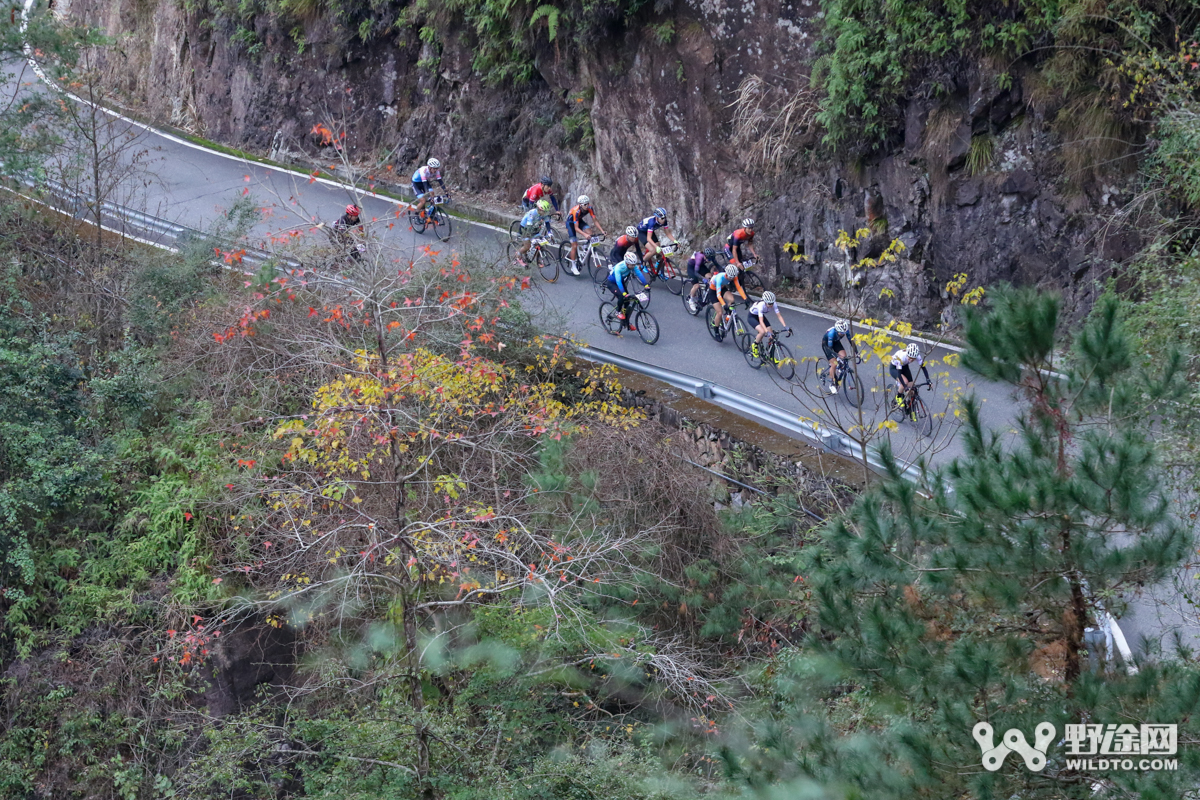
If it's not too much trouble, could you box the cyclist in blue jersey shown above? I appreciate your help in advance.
[606,251,651,332]
[821,319,854,394]
[411,158,445,219]
[685,247,719,312]
[748,291,790,359]
[513,199,553,267]
[708,264,747,340]
[637,207,675,260]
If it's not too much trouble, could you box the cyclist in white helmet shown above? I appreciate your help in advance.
[564,195,606,275]
[748,291,790,359]
[707,264,748,340]
[890,343,929,408]
[821,318,855,394]
[411,157,445,219]
[725,217,760,267]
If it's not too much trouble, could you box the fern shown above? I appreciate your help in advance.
[530,5,560,41]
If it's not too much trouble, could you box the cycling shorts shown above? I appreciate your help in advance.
[823,342,848,360]
[638,228,662,247]
[724,243,746,262]
[566,219,591,242]
[413,180,430,199]
[750,313,770,329]
[889,364,913,382]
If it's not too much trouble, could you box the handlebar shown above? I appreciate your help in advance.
[589,234,606,243]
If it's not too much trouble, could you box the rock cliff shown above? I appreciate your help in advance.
[59,0,1128,326]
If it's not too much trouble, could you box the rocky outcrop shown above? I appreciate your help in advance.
[61,0,1127,326]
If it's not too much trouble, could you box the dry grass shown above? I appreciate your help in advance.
[728,75,819,178]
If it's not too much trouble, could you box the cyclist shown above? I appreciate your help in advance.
[606,251,650,332]
[749,291,790,359]
[685,247,720,311]
[331,204,364,259]
[821,319,854,394]
[890,343,930,408]
[411,158,445,218]
[708,264,748,341]
[564,195,606,276]
[609,225,643,266]
[513,199,553,267]
[637,207,675,260]
[725,218,759,267]
[522,177,560,235]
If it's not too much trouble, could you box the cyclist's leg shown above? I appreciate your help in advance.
[566,220,578,261]
[608,245,623,265]
[414,181,429,212]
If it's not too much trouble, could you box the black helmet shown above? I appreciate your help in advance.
[703,247,716,261]
[540,175,553,186]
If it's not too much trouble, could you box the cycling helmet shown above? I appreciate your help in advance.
[623,251,640,266]
[906,343,920,359]
[654,206,668,221]
[578,194,590,206]
[742,217,755,229]
[537,199,551,213]
[703,247,717,260]
[762,291,776,304]
[427,157,441,169]
[540,175,553,186]
[724,265,739,278]
[346,204,360,216]
[625,225,638,237]
[834,318,850,334]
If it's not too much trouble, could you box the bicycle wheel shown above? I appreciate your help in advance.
[589,254,609,284]
[505,242,521,268]
[731,314,750,352]
[536,246,559,283]
[508,220,522,244]
[557,241,570,273]
[705,306,724,342]
[683,287,703,316]
[913,395,933,437]
[432,210,452,242]
[740,270,765,296]
[662,259,684,295]
[409,210,426,235]
[599,302,623,335]
[742,334,763,368]
[634,310,660,345]
[841,366,864,407]
[769,341,796,381]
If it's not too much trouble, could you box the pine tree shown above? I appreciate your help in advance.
[722,288,1200,799]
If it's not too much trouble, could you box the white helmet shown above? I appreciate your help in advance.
[906,343,920,358]
[578,195,590,205]
[835,318,850,334]
[623,251,639,266]
[725,265,739,278]
[427,157,441,169]
[762,291,776,303]
[625,225,638,237]
[742,217,755,229]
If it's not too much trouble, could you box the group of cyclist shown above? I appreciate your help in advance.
[387,163,931,406]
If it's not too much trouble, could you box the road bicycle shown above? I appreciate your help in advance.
[817,352,865,407]
[683,281,711,316]
[645,243,685,295]
[705,302,750,352]
[506,235,559,282]
[718,255,764,296]
[740,327,795,380]
[599,296,659,345]
[409,194,453,242]
[885,379,934,437]
[558,234,606,279]
[509,211,561,245]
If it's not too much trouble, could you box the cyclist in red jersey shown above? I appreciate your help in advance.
[724,217,760,266]
[564,195,607,275]
[521,176,559,235]
[609,226,643,266]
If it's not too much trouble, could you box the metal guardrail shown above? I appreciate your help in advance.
[576,343,925,483]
